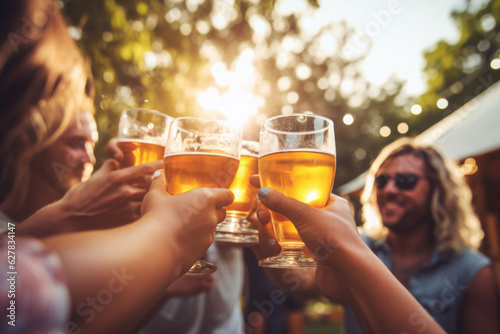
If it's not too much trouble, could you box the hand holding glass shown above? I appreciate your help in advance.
[163,117,241,274]
[258,114,336,269]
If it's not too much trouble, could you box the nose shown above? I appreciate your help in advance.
[82,141,96,166]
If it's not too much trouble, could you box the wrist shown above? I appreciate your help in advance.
[138,212,185,278]
[332,239,392,304]
[16,200,76,237]
[329,235,373,273]
[48,199,83,233]
[314,228,370,269]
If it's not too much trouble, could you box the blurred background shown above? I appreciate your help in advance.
[62,0,499,190]
[62,0,500,332]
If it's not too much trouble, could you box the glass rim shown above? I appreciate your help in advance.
[242,139,259,145]
[173,116,241,136]
[263,113,333,135]
[122,108,172,119]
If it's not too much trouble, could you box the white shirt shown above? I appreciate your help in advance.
[140,242,244,334]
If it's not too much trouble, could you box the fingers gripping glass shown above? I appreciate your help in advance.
[374,173,421,191]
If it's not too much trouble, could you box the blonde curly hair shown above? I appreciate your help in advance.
[0,0,94,203]
[361,137,484,254]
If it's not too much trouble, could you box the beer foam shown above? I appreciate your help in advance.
[116,137,165,146]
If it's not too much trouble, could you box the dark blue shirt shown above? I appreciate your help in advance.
[344,231,491,334]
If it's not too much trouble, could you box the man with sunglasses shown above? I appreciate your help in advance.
[344,137,499,333]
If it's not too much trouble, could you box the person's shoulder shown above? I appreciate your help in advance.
[454,247,491,265]
[443,247,492,283]
[358,228,369,242]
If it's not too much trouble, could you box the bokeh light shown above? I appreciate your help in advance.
[287,91,299,104]
[281,105,294,114]
[355,148,366,160]
[437,98,449,109]
[296,63,312,80]
[491,58,500,70]
[397,122,409,134]
[103,71,114,83]
[411,104,422,115]
[380,126,391,137]
[460,158,478,175]
[317,77,329,90]
[277,76,292,92]
[343,113,354,125]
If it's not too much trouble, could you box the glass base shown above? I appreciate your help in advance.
[214,231,259,245]
[185,260,217,276]
[214,217,259,245]
[258,249,316,269]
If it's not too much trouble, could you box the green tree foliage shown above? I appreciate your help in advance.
[62,0,410,188]
[241,15,411,188]
[416,0,500,132]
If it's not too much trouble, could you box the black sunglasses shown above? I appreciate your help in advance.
[374,173,421,191]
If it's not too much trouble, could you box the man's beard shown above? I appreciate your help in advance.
[384,209,433,235]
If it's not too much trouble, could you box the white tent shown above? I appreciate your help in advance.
[337,81,500,195]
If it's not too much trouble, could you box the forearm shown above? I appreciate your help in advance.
[15,201,77,237]
[335,244,444,334]
[43,217,183,334]
[128,290,173,334]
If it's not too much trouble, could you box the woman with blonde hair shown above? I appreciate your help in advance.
[0,1,234,333]
[0,0,161,236]
[0,0,94,202]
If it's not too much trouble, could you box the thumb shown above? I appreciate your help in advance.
[105,138,124,161]
[149,169,168,195]
[257,188,312,228]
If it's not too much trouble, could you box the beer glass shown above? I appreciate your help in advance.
[258,114,336,269]
[163,117,241,274]
[116,109,172,168]
[214,140,260,244]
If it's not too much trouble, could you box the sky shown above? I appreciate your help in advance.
[276,0,490,96]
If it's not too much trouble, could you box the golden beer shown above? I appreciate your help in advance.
[225,155,259,218]
[259,150,336,249]
[163,152,240,195]
[117,139,165,168]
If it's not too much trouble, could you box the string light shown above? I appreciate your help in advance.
[374,55,498,138]
[459,158,478,175]
[490,58,500,70]
[411,104,422,115]
[437,98,448,109]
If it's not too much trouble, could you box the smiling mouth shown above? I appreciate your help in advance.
[383,202,402,210]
